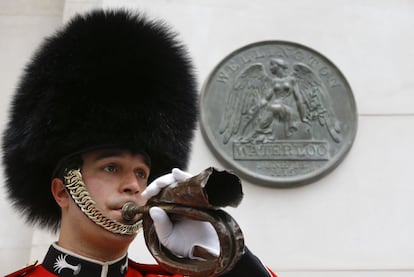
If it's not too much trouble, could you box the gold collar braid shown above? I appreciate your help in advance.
[63,168,142,235]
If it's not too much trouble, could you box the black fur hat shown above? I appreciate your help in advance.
[2,9,198,230]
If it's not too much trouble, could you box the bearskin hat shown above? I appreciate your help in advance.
[2,9,198,230]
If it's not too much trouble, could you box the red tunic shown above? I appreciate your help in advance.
[6,261,277,277]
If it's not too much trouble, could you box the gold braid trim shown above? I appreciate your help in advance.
[63,168,142,235]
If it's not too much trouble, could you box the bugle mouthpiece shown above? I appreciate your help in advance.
[122,202,148,221]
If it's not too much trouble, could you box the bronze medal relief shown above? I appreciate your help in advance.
[200,41,357,187]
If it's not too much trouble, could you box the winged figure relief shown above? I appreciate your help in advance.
[219,58,342,144]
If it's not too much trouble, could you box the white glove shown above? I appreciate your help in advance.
[141,168,192,200]
[149,207,220,260]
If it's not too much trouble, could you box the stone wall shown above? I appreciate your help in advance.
[1,1,413,275]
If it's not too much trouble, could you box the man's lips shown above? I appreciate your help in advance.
[109,199,140,211]
[105,199,145,223]
[109,208,142,223]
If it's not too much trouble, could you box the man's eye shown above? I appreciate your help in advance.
[104,165,117,172]
[135,170,147,179]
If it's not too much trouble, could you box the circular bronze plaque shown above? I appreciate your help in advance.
[200,41,357,187]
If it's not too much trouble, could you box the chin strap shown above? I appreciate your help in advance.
[63,168,142,235]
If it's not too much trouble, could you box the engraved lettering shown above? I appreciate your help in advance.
[297,146,307,156]
[216,71,230,83]
[317,144,328,156]
[307,55,320,67]
[280,47,290,58]
[293,50,304,61]
[240,54,251,64]
[306,145,315,156]
[233,141,329,160]
[233,143,245,157]
[254,49,266,59]
[227,62,240,72]
[256,161,316,177]
[328,77,340,88]
[319,66,330,76]
[268,46,288,59]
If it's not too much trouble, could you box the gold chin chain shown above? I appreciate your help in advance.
[63,168,142,235]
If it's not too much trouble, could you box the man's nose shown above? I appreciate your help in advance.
[120,173,143,194]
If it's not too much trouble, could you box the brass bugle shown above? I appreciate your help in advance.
[121,168,245,276]
[122,202,149,221]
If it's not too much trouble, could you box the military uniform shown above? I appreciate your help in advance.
[6,244,276,277]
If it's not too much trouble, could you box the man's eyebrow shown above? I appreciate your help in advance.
[93,150,125,161]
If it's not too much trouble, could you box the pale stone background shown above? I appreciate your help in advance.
[1,0,413,276]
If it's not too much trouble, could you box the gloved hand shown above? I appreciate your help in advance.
[149,206,220,260]
[142,168,220,260]
[141,168,192,200]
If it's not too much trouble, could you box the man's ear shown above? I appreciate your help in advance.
[51,178,69,208]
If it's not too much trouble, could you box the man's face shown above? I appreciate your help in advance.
[56,148,150,257]
[80,148,150,224]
